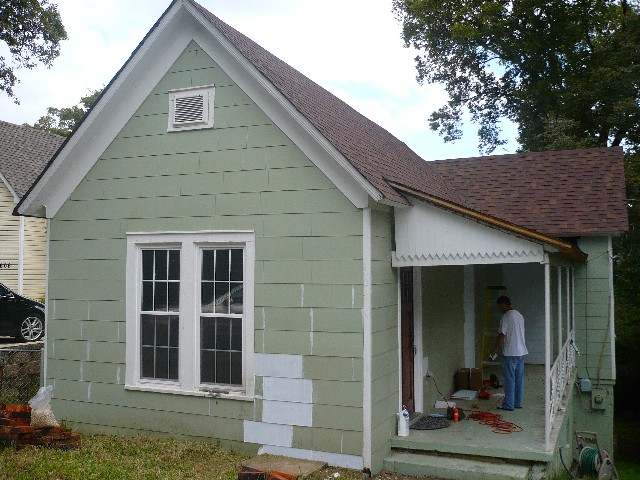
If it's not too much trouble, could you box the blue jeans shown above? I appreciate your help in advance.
[501,355,524,409]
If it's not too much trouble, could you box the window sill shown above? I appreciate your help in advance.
[125,384,254,402]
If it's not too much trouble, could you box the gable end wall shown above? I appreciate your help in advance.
[46,41,366,464]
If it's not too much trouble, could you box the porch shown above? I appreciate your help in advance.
[385,364,576,479]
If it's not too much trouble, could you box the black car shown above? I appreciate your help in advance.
[0,283,45,342]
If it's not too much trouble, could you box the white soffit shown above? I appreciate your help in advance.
[392,197,546,267]
[19,0,372,217]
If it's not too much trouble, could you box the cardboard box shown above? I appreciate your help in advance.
[456,368,470,390]
[470,368,482,390]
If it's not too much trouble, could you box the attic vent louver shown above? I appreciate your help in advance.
[175,95,204,124]
[168,85,215,132]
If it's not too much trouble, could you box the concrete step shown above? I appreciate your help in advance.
[384,450,533,480]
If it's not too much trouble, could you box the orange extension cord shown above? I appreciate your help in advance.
[468,411,523,434]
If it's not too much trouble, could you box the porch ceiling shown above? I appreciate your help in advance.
[392,196,551,267]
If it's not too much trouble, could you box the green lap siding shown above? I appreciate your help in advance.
[572,236,615,453]
[47,41,364,460]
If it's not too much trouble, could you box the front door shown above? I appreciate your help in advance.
[400,267,415,413]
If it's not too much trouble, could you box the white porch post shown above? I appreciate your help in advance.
[544,254,551,451]
[557,267,562,357]
[565,267,571,349]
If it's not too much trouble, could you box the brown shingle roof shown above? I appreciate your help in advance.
[188,0,464,207]
[0,120,64,199]
[431,147,629,236]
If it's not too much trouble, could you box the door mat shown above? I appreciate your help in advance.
[410,416,451,430]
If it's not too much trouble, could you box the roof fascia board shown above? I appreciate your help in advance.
[390,182,586,261]
[184,2,376,208]
[0,172,19,203]
[17,3,190,218]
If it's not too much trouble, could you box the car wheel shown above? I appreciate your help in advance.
[19,314,44,342]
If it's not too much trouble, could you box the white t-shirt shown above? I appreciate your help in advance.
[500,309,528,357]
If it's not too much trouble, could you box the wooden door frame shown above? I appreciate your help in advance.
[398,267,424,414]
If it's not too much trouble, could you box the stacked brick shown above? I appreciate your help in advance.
[0,404,81,450]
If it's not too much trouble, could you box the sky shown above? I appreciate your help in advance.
[0,0,518,161]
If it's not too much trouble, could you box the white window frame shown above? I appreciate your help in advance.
[125,231,255,399]
[167,85,215,132]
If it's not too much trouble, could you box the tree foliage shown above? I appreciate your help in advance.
[32,89,102,136]
[0,0,67,101]
[393,0,640,154]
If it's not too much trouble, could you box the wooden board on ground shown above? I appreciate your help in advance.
[243,455,327,477]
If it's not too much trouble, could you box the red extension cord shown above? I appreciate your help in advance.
[468,411,523,434]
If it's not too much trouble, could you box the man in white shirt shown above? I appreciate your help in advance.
[491,296,528,411]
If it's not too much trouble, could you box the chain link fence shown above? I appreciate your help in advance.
[0,345,43,404]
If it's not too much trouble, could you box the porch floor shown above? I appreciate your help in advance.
[392,364,557,463]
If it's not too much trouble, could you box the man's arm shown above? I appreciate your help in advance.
[491,333,505,358]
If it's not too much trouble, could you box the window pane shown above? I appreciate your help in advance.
[141,315,155,346]
[215,249,230,281]
[230,249,243,281]
[230,352,242,385]
[154,282,168,311]
[216,318,231,350]
[142,281,153,311]
[168,250,180,280]
[202,250,215,281]
[230,283,243,314]
[155,250,168,280]
[201,317,216,349]
[201,282,214,313]
[156,317,169,346]
[168,282,180,312]
[168,347,179,380]
[216,351,231,384]
[156,347,169,379]
[141,347,155,378]
[142,250,154,280]
[214,282,230,314]
[169,316,179,348]
[201,350,216,383]
[231,318,242,351]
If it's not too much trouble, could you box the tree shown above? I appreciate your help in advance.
[0,0,67,101]
[32,88,102,136]
[613,152,640,412]
[393,0,640,154]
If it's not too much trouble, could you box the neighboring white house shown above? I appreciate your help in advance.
[0,120,64,299]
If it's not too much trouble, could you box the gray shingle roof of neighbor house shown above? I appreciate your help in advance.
[0,120,64,199]
[432,147,629,237]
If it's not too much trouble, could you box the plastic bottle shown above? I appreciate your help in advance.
[398,405,410,436]
[453,407,459,422]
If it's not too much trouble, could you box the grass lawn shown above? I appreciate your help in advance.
[2,417,637,480]
[0,435,250,480]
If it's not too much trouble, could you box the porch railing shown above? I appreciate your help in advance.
[547,330,576,445]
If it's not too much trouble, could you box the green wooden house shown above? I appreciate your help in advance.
[16,1,628,478]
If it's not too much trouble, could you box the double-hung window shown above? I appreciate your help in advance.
[126,231,255,398]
